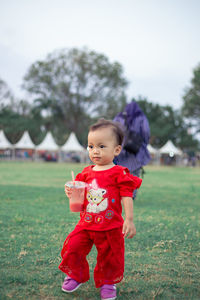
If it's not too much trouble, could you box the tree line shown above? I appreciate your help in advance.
[0,47,199,151]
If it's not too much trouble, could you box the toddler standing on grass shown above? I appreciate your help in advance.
[59,118,142,300]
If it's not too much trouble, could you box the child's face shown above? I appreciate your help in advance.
[87,127,122,166]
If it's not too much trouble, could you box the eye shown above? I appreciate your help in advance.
[100,145,105,148]
[87,145,93,151]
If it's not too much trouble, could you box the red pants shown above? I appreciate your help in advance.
[59,227,124,288]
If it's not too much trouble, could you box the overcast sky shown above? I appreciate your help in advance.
[0,0,200,109]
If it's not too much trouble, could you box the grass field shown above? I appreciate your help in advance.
[0,162,200,300]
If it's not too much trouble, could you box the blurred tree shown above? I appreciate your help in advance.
[0,77,14,109]
[22,48,128,145]
[182,63,200,133]
[134,97,198,150]
[0,102,43,144]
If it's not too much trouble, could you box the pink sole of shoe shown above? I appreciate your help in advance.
[101,297,116,300]
[62,283,82,293]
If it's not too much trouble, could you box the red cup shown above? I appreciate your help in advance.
[65,181,87,212]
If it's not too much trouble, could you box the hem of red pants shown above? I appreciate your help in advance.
[95,276,124,288]
[58,265,90,284]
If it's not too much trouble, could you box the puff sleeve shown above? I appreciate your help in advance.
[75,166,90,182]
[117,167,142,197]
[75,172,85,181]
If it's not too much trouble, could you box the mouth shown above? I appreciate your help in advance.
[93,157,101,160]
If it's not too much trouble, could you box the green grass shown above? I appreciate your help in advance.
[0,162,200,299]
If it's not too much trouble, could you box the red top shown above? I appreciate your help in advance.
[74,165,142,231]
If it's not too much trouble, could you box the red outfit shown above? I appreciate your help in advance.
[59,165,142,287]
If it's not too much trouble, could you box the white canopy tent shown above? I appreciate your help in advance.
[159,140,183,165]
[14,131,35,149]
[147,144,159,165]
[147,144,158,154]
[0,130,13,149]
[159,140,182,156]
[61,132,85,152]
[36,132,59,151]
[61,132,87,162]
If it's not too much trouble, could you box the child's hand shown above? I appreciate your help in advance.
[65,186,72,198]
[122,219,136,239]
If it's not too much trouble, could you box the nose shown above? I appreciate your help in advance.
[93,146,100,154]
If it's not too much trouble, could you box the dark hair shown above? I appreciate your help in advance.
[89,118,124,145]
